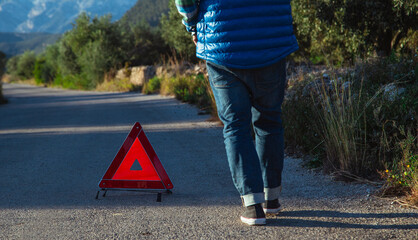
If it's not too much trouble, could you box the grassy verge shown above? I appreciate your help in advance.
[3,72,140,93]
[95,77,141,92]
[143,57,217,116]
[143,72,216,116]
[283,56,417,206]
[2,74,37,85]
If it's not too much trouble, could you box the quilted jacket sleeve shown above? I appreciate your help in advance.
[175,0,199,33]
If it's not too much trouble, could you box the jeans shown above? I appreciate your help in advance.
[206,59,286,207]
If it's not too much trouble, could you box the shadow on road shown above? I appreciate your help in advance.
[269,210,418,229]
[280,210,418,219]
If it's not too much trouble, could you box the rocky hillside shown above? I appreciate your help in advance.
[118,0,169,28]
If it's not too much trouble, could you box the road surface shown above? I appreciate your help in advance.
[0,83,417,239]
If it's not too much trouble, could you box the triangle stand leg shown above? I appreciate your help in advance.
[95,188,171,202]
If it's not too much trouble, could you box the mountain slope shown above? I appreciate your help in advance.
[118,0,169,28]
[0,0,137,33]
[0,0,171,56]
[0,32,60,56]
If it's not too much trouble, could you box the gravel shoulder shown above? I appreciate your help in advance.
[0,83,417,240]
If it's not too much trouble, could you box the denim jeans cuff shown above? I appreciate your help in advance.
[242,192,265,207]
[264,185,282,201]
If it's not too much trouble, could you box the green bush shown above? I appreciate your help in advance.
[171,74,212,109]
[379,125,417,198]
[33,57,55,85]
[143,76,162,94]
[52,73,90,90]
[157,72,214,113]
[33,58,44,84]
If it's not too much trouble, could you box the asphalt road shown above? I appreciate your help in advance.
[0,83,417,239]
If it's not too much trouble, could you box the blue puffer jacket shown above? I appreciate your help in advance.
[195,0,299,69]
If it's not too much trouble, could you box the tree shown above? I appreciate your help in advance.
[76,14,125,85]
[6,55,20,76]
[57,40,81,76]
[160,0,196,61]
[119,21,170,66]
[16,51,36,79]
[50,13,126,88]
[119,0,169,28]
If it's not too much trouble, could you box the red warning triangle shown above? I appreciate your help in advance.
[99,122,173,190]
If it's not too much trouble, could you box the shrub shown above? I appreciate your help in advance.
[52,73,90,90]
[161,73,213,111]
[33,58,45,84]
[33,57,55,85]
[151,64,215,115]
[379,125,417,200]
[142,76,162,94]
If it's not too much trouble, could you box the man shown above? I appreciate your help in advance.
[176,0,299,226]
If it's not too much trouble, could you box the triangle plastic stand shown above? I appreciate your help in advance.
[96,122,173,201]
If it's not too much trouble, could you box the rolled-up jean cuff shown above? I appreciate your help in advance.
[242,193,265,207]
[264,186,282,201]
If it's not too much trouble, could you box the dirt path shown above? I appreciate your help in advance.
[0,83,417,239]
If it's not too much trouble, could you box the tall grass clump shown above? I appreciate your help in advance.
[312,75,369,176]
